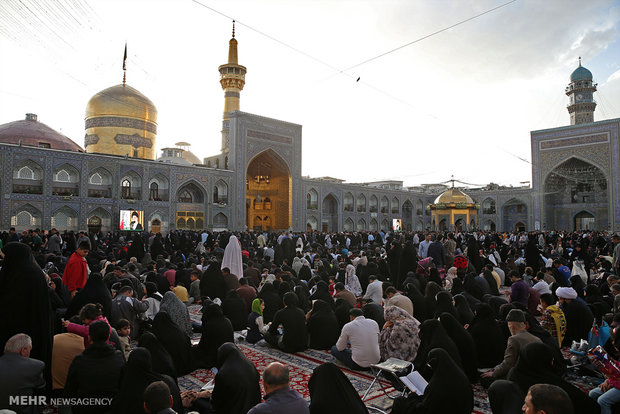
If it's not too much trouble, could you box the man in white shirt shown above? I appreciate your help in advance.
[331,308,380,370]
[418,234,432,259]
[363,275,383,305]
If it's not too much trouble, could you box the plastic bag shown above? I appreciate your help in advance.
[588,321,611,349]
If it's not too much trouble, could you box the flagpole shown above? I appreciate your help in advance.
[123,42,127,85]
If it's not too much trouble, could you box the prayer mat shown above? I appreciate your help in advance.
[180,340,495,413]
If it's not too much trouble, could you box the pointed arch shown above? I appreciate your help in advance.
[369,218,378,232]
[51,206,79,231]
[356,194,366,212]
[307,215,318,231]
[87,207,111,233]
[307,188,318,209]
[213,179,228,204]
[322,193,339,232]
[148,174,169,201]
[52,163,80,196]
[356,218,366,232]
[380,196,389,213]
[213,212,228,230]
[88,167,112,198]
[415,199,423,215]
[13,160,43,194]
[246,149,291,230]
[482,197,496,214]
[381,218,390,232]
[120,170,142,200]
[344,192,354,212]
[11,203,42,230]
[344,217,354,231]
[177,180,205,204]
[543,157,608,231]
[402,200,413,231]
[369,195,378,213]
[391,197,399,214]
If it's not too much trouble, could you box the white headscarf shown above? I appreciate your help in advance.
[345,264,362,296]
[221,235,243,280]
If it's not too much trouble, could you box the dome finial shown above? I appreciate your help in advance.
[578,56,581,67]
[232,20,235,38]
[122,42,127,85]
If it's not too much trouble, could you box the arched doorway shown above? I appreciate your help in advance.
[88,208,111,233]
[454,218,464,232]
[88,216,102,234]
[307,216,318,232]
[574,211,595,230]
[515,222,526,232]
[402,200,413,231]
[151,219,162,234]
[439,219,447,231]
[246,150,291,231]
[502,199,528,232]
[544,158,608,230]
[322,194,338,232]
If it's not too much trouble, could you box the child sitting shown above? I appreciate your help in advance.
[116,319,132,359]
[62,303,114,348]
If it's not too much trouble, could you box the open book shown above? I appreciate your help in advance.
[398,371,428,396]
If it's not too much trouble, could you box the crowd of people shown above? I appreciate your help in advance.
[1,226,620,413]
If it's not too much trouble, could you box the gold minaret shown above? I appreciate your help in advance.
[219,21,246,152]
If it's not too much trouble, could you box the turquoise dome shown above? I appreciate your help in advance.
[570,65,593,82]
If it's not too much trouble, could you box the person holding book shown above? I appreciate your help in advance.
[392,348,473,414]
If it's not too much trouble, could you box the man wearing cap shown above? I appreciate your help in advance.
[556,287,594,347]
[481,309,541,384]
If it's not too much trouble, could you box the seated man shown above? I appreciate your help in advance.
[0,333,45,412]
[248,362,309,414]
[264,292,307,353]
[385,286,413,316]
[334,282,357,307]
[481,309,541,384]
[556,287,594,347]
[65,320,125,413]
[144,381,177,414]
[539,293,567,347]
[331,308,380,371]
[363,275,383,305]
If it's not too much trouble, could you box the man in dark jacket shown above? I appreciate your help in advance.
[110,286,149,340]
[248,362,309,414]
[0,333,45,413]
[65,321,125,413]
[557,287,594,347]
[264,292,307,353]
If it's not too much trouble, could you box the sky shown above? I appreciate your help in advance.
[1,0,619,188]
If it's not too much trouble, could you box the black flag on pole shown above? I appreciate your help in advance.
[123,43,127,71]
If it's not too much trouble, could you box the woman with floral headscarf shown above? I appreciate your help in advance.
[379,305,421,362]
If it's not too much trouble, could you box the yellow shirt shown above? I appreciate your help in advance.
[173,285,189,303]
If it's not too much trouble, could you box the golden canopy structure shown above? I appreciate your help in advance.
[84,83,158,160]
[429,187,479,231]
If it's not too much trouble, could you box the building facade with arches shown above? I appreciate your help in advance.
[0,32,618,233]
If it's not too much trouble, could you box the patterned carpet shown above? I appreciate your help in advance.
[184,305,493,413]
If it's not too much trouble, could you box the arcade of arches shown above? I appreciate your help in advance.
[543,158,608,230]
[246,150,292,231]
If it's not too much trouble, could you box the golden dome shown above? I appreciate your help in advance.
[434,188,475,204]
[86,84,157,121]
[84,83,158,160]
